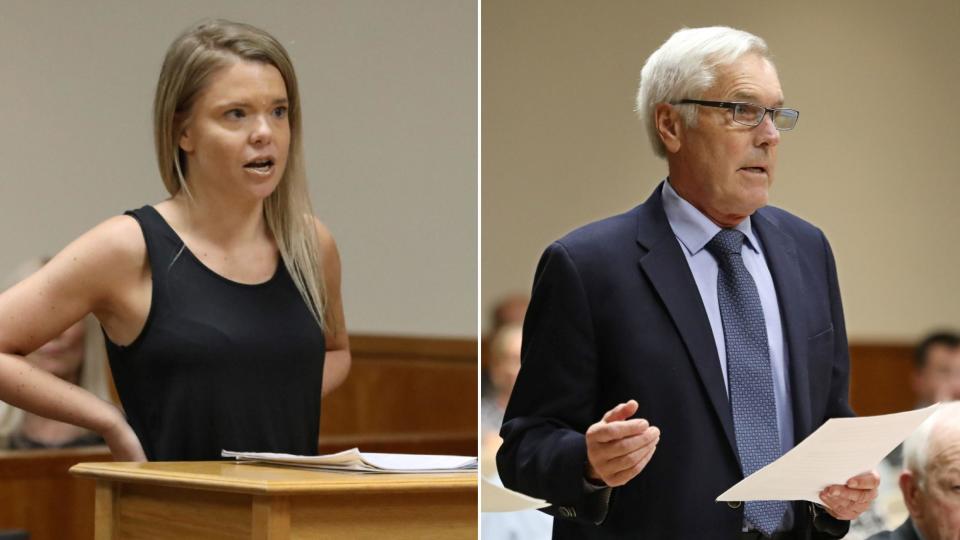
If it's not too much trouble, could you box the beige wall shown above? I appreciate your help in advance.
[1,0,476,337]
[482,0,960,341]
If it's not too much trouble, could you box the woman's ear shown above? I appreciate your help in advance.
[177,115,194,153]
[655,103,684,154]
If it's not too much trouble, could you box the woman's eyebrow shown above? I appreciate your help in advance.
[216,97,289,108]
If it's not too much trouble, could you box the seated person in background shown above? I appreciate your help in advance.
[867,401,960,540]
[849,331,960,539]
[481,322,552,540]
[0,259,110,450]
[481,322,523,460]
[492,294,529,330]
[481,294,528,402]
[911,332,960,409]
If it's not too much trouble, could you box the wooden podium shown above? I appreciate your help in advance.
[70,461,477,539]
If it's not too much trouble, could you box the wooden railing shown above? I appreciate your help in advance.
[319,334,477,455]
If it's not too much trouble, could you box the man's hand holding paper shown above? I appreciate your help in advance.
[716,404,941,517]
[818,469,880,520]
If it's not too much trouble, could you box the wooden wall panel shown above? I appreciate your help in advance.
[848,342,916,417]
[0,447,111,540]
[320,334,477,455]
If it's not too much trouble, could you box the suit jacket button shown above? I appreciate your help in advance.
[558,506,576,518]
[727,501,742,509]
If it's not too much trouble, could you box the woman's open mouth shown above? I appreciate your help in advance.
[244,159,275,173]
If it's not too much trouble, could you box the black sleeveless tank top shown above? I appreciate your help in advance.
[105,206,325,461]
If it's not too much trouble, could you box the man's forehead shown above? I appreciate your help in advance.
[926,343,960,362]
[930,456,960,478]
[928,427,960,470]
[712,55,784,105]
[730,90,785,107]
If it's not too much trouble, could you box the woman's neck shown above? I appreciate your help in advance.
[167,189,270,248]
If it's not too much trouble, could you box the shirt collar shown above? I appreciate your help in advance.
[660,178,760,256]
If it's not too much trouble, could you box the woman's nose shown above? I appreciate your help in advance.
[250,115,273,145]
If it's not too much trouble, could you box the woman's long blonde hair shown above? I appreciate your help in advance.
[0,259,112,443]
[154,19,326,328]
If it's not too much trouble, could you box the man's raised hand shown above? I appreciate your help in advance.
[585,400,660,487]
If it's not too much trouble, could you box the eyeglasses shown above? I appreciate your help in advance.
[672,99,799,131]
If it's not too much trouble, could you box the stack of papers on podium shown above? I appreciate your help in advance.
[222,448,477,474]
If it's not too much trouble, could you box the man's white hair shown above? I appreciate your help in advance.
[636,26,771,159]
[902,401,960,489]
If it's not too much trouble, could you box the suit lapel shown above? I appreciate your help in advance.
[635,185,737,456]
[752,210,813,441]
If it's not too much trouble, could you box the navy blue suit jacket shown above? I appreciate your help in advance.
[497,183,855,539]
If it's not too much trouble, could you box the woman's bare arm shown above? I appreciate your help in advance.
[0,216,148,460]
[314,219,350,397]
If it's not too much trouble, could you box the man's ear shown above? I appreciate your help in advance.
[899,470,924,519]
[655,103,684,154]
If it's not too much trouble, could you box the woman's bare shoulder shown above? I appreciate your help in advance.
[78,215,148,271]
[0,214,149,354]
[32,214,150,304]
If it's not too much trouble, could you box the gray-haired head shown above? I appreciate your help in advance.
[902,401,960,489]
[636,26,772,159]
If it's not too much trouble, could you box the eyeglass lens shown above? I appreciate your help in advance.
[733,103,797,130]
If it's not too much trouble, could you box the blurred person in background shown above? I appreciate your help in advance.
[0,259,110,450]
[482,323,523,459]
[911,332,960,408]
[492,294,529,330]
[481,322,551,540]
[482,294,529,400]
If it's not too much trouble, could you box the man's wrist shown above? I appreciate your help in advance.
[810,503,849,538]
[583,461,607,490]
[584,461,601,481]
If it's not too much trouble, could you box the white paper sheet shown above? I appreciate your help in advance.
[716,404,941,503]
[222,448,477,474]
[481,477,550,512]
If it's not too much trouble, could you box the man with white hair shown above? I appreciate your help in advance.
[498,26,879,539]
[868,402,960,540]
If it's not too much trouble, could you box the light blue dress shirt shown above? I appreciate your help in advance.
[661,179,795,530]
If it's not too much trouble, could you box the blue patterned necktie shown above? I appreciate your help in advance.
[706,229,788,536]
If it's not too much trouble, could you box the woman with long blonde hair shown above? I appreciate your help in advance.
[0,20,350,461]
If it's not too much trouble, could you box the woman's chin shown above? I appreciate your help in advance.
[242,168,285,199]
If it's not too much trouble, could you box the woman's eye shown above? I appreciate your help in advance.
[273,106,288,118]
[226,109,245,119]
